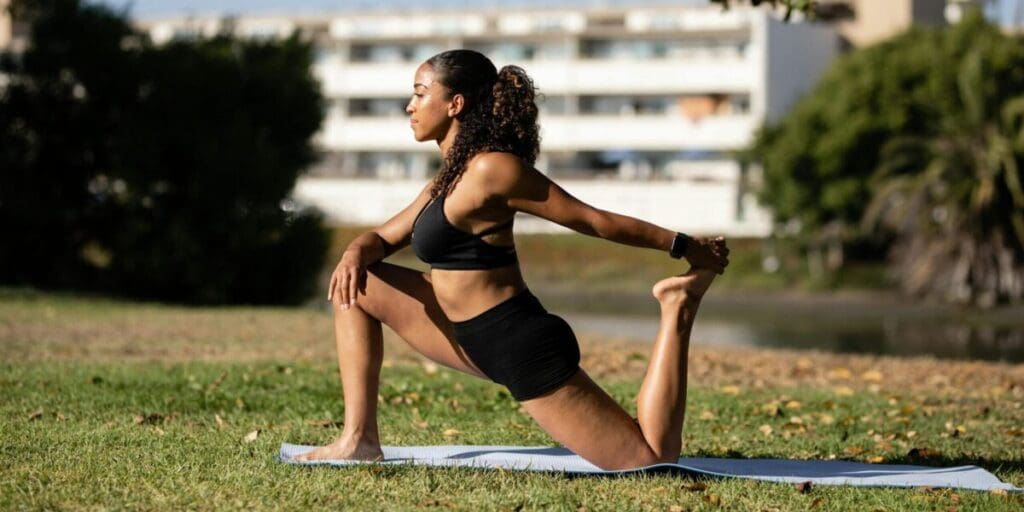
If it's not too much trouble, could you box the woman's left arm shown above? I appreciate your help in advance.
[477,153,729,272]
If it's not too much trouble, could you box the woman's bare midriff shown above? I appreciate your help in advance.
[429,263,527,322]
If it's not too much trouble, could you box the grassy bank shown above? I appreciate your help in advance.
[2,291,1022,510]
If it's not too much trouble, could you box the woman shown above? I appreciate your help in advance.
[293,49,729,470]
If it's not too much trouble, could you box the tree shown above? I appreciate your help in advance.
[711,1,816,20]
[0,0,329,304]
[751,12,1024,305]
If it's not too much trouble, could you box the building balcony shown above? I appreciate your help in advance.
[314,56,756,98]
[317,113,757,152]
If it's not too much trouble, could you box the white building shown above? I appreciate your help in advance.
[142,3,839,237]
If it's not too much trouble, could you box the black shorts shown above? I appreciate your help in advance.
[451,289,580,401]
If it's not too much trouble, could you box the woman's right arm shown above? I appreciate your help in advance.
[328,181,433,308]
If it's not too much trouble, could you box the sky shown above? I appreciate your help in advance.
[88,0,1022,25]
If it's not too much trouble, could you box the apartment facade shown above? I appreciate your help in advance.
[143,4,838,236]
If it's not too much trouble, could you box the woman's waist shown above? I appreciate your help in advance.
[431,267,528,322]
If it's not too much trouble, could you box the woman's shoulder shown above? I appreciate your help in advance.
[467,151,524,172]
[465,151,527,190]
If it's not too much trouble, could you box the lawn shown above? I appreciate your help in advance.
[2,289,1022,510]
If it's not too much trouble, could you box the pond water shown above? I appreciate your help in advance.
[556,295,1024,363]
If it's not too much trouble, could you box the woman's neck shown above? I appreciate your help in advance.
[437,123,459,159]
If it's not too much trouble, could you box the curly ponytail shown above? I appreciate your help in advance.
[491,65,540,166]
[426,50,541,198]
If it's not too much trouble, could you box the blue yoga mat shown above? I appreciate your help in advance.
[280,443,1020,492]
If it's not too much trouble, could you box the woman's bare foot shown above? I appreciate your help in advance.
[290,433,384,462]
[652,268,717,306]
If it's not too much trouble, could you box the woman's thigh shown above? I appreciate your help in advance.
[353,261,488,380]
[519,369,661,471]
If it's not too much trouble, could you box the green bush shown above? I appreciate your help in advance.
[0,0,328,304]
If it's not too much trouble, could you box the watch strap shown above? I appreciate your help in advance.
[669,232,690,259]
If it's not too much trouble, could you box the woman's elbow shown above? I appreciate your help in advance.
[580,209,614,239]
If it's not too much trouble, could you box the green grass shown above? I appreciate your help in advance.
[2,291,1022,510]
[2,361,1022,510]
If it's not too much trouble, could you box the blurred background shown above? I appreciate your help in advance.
[2,0,1023,362]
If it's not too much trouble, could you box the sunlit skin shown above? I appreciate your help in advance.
[292,61,730,469]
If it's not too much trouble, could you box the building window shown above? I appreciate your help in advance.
[349,98,408,117]
[579,95,675,116]
[581,37,750,60]
[350,43,443,63]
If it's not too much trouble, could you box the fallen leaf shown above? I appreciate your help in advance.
[990,488,1008,497]
[720,385,740,395]
[828,368,852,380]
[703,494,721,506]
[785,400,801,410]
[442,428,460,438]
[244,430,260,442]
[207,371,229,392]
[683,481,707,492]
[306,419,343,428]
[421,361,439,375]
[133,413,165,425]
[411,408,429,429]
[215,414,226,429]
[867,456,885,463]
[844,446,864,456]
[809,497,825,509]
[153,427,165,436]
[834,386,854,397]
[907,447,941,459]
[795,481,812,493]
[759,424,773,436]
[699,410,717,421]
[819,414,835,425]
[861,370,883,382]
[28,409,43,421]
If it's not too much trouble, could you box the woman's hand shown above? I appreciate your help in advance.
[685,236,730,274]
[328,249,366,310]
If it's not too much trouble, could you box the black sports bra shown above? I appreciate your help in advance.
[411,194,517,270]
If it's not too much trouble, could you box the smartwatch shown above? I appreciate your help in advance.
[669,232,690,259]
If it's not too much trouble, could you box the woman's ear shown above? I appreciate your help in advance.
[448,93,465,117]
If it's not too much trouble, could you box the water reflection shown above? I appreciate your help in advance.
[559,311,1024,363]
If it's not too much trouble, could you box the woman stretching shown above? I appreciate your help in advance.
[293,50,730,470]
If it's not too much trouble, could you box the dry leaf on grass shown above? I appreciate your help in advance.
[306,419,343,429]
[683,481,708,492]
[244,430,260,442]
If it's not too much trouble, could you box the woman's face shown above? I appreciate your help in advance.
[406,62,457,143]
